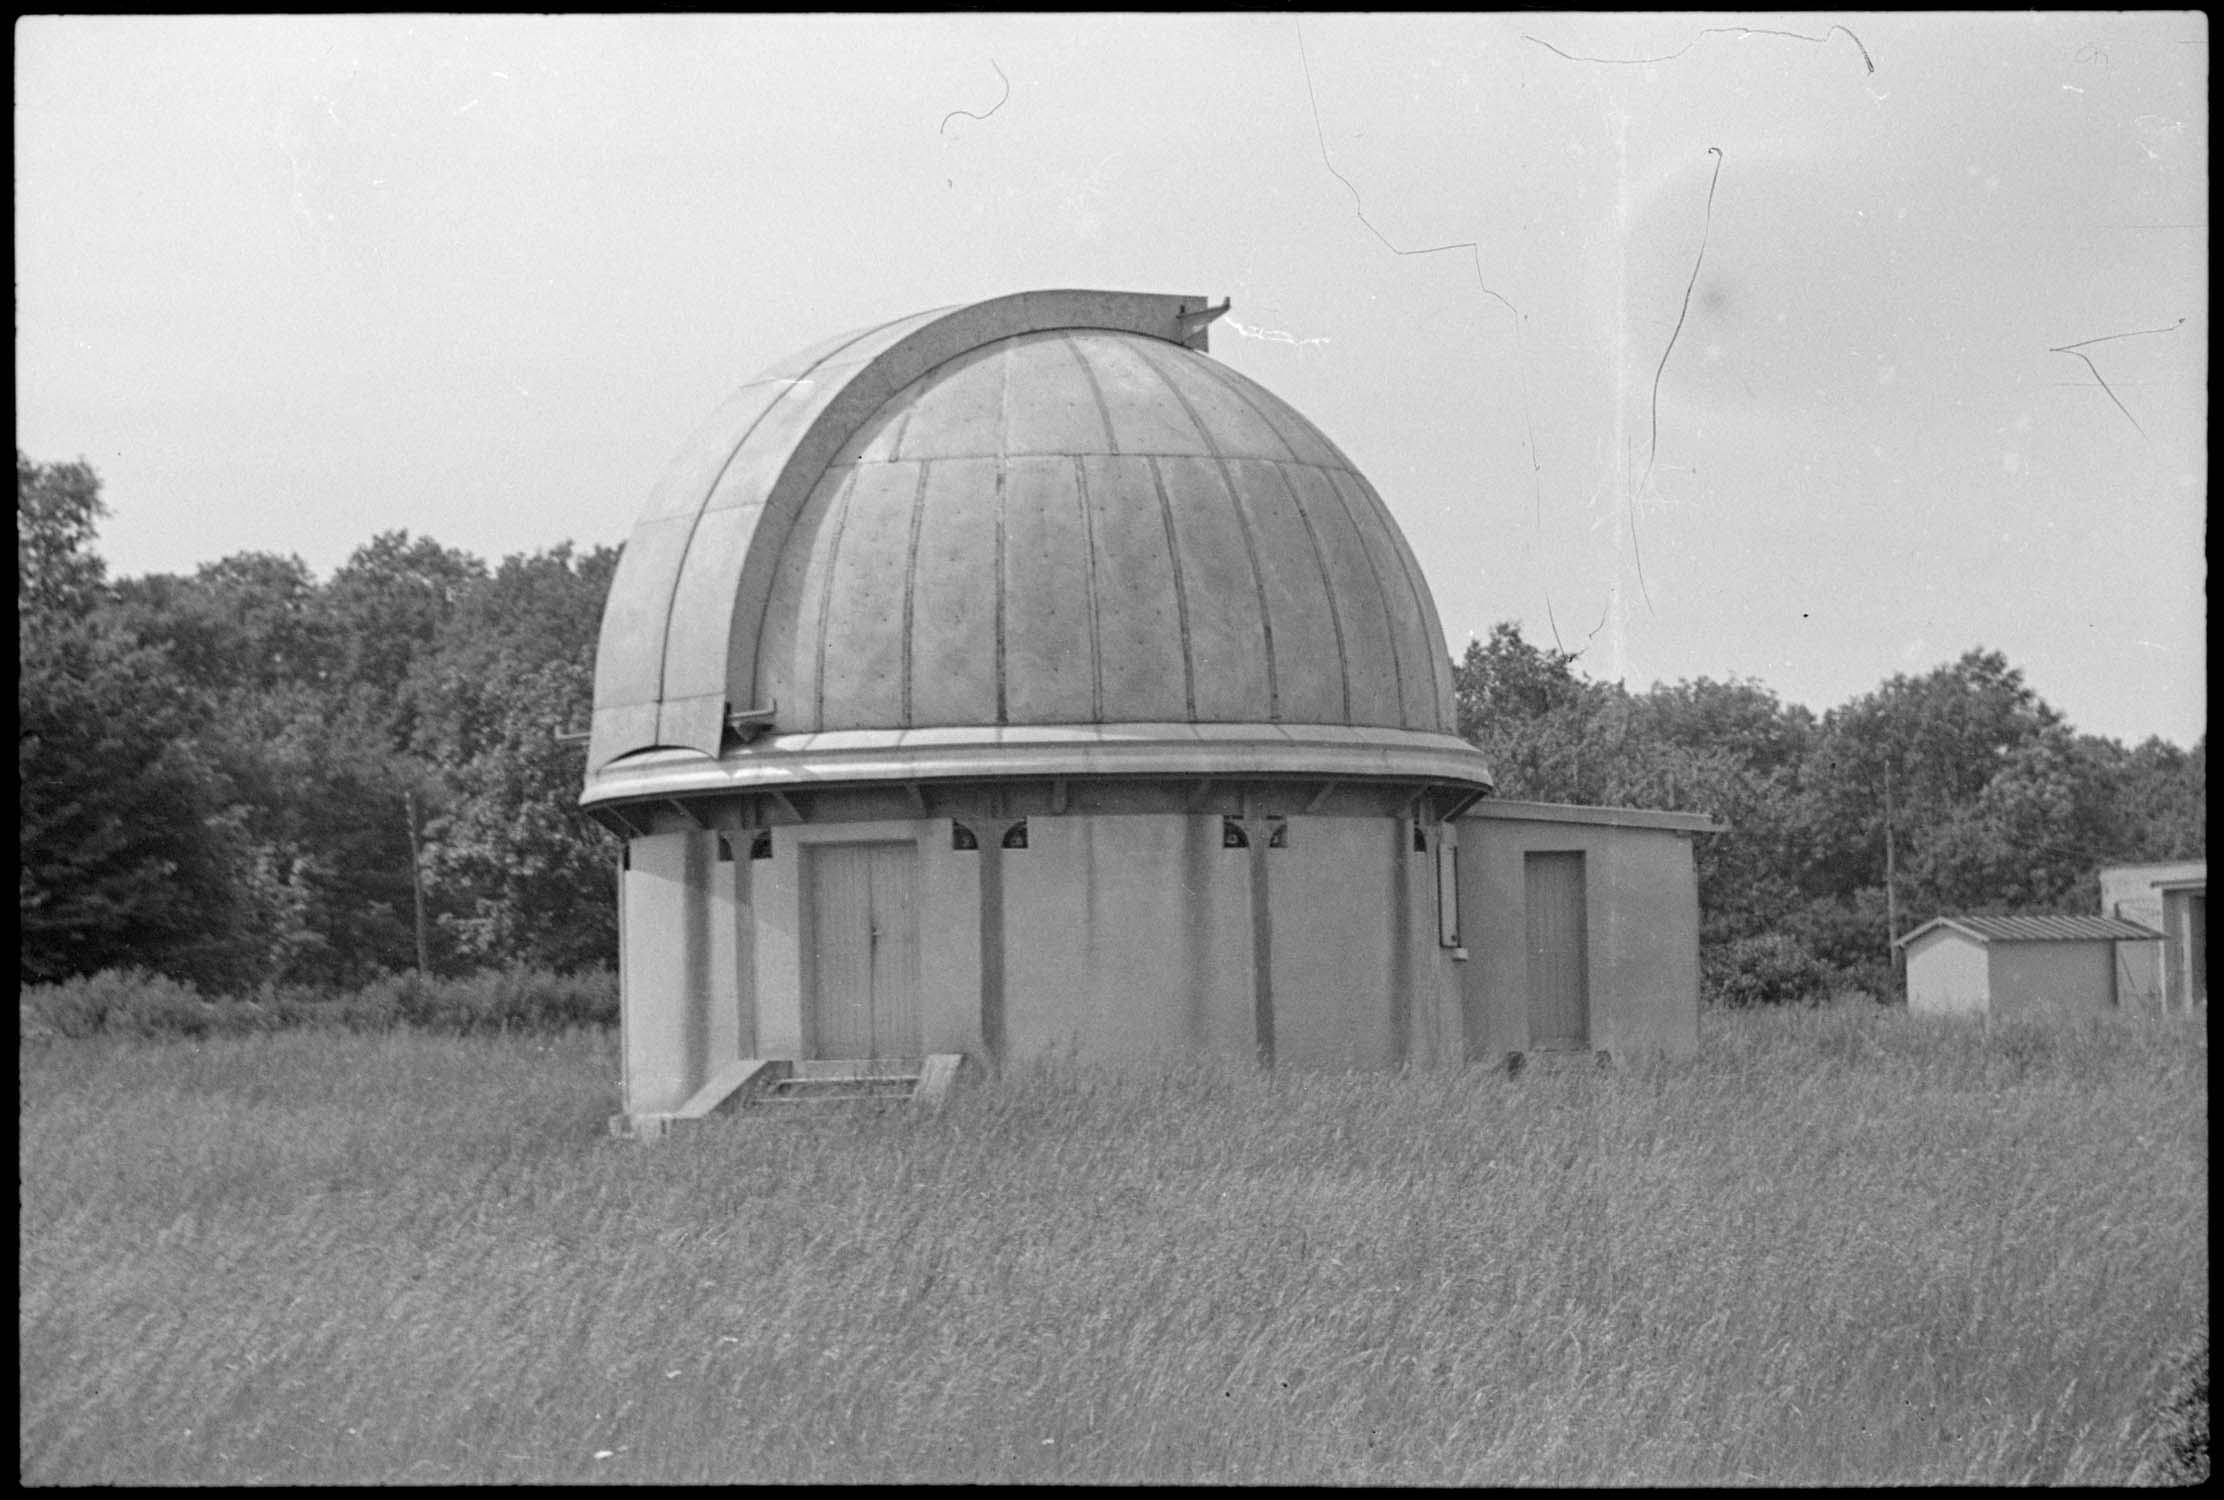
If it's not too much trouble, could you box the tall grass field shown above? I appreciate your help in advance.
[20,1002,2207,1484]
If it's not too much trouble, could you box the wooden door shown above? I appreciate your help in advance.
[2184,892,2206,1009]
[805,842,922,1057]
[1525,851,1589,1048]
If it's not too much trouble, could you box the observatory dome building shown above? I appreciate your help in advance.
[584,290,1710,1133]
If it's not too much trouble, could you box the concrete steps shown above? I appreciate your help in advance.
[761,1059,932,1106]
[1505,1047,1613,1076]
[610,1054,968,1140]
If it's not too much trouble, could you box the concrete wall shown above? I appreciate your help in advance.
[2163,889,2205,1009]
[1267,818,1395,1068]
[999,813,1254,1066]
[1988,939,2117,1016]
[2099,861,2204,929]
[987,811,1455,1071]
[1904,927,1989,1015]
[1407,823,1464,1071]
[1455,810,1704,1061]
[614,808,1467,1113]
[618,831,747,1116]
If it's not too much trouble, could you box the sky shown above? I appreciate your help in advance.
[15,13,2209,747]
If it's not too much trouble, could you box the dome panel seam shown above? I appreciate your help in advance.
[1320,467,1410,729]
[1167,348,1427,728]
[1212,459,1281,722]
[1119,339,1282,721]
[1335,469,1457,729]
[1270,461,1354,723]
[1063,331,1121,455]
[992,461,1010,726]
[1137,338,1302,464]
[900,461,931,728]
[994,347,1014,726]
[1073,455,1106,724]
[810,466,865,731]
[1146,456,1200,721]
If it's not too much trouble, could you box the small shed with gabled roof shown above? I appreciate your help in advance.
[1895,914,2164,1018]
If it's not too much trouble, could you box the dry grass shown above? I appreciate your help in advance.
[18,1004,2207,1484]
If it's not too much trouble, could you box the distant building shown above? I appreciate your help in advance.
[578,289,1719,1136]
[2098,860,2207,1012]
[1895,914,2164,1017]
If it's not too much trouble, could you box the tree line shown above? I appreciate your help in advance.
[20,451,617,990]
[19,451,2206,1001]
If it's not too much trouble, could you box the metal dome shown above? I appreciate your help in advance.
[584,290,1491,806]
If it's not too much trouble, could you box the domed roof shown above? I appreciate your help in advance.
[584,290,1490,804]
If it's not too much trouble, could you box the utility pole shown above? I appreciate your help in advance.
[1883,759,1899,999]
[404,788,431,976]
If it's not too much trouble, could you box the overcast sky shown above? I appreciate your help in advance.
[16,13,2209,746]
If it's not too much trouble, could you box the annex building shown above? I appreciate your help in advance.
[2098,860,2207,1012]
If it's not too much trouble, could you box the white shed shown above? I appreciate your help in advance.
[1895,914,2163,1017]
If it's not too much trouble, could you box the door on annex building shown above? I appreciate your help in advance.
[804,842,922,1058]
[1524,851,1590,1049]
[2181,891,2206,1009]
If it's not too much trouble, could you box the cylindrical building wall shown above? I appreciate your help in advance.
[612,803,1467,1112]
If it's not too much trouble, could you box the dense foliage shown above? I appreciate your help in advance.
[17,450,2205,1000]
[20,451,618,989]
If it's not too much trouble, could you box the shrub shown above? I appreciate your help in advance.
[427,966,618,1034]
[1702,933,1838,1008]
[298,968,618,1035]
[1776,891,1896,1001]
[19,968,211,1040]
[19,966,618,1042]
[241,977,407,1034]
